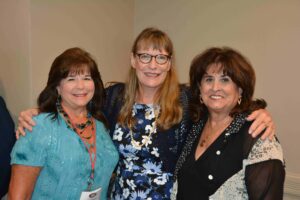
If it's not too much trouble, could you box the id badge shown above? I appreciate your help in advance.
[80,187,101,200]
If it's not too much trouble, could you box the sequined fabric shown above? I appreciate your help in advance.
[11,113,119,200]
[174,113,285,199]
[210,138,284,199]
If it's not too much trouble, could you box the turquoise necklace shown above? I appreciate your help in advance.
[56,99,94,139]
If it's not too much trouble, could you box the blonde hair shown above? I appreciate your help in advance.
[118,27,182,130]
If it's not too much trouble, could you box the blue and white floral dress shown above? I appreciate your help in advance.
[111,103,173,200]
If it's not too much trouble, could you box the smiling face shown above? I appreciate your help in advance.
[131,47,171,92]
[57,66,95,113]
[200,64,242,115]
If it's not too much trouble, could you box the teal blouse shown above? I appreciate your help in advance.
[11,113,119,200]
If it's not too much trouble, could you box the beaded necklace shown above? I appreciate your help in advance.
[56,100,93,139]
[56,100,96,191]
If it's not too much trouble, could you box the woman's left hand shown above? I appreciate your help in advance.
[246,109,275,140]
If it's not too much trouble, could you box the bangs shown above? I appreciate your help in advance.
[64,64,91,77]
[208,56,235,77]
[219,62,237,78]
[206,61,240,86]
[136,37,172,55]
[206,63,229,75]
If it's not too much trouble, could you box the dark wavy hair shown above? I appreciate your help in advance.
[189,47,266,122]
[38,47,108,127]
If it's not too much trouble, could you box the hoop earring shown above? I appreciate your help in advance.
[238,96,242,105]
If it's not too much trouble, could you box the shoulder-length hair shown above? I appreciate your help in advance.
[189,47,266,122]
[118,27,182,130]
[38,47,108,127]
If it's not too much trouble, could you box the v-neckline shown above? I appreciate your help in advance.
[193,128,226,161]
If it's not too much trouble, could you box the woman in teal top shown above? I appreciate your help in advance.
[9,47,118,200]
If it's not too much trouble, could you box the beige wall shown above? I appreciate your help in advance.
[0,0,134,115]
[134,0,300,198]
[31,0,134,103]
[0,0,31,121]
[1,0,299,198]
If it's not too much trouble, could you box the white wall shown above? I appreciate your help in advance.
[134,0,300,198]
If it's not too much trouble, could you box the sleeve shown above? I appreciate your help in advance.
[245,138,285,200]
[10,115,52,167]
[104,83,124,137]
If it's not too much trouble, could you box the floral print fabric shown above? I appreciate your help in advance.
[111,104,173,200]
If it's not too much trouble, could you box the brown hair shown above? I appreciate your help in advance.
[118,27,182,130]
[38,47,108,127]
[189,47,266,122]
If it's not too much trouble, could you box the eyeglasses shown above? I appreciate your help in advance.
[135,53,171,65]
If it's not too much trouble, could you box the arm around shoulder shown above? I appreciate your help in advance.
[11,114,52,169]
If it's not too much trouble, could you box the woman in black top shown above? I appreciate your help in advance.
[174,47,285,200]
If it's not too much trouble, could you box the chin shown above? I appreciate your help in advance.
[73,101,90,107]
[140,82,163,90]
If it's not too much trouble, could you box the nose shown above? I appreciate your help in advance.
[76,79,85,89]
[212,80,220,91]
[148,57,157,70]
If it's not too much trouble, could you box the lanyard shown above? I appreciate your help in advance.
[56,102,97,191]
[59,109,97,191]
[72,119,97,191]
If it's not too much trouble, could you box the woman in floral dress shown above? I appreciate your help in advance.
[104,28,275,200]
[105,28,191,199]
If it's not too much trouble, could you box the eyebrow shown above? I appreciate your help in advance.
[203,72,227,76]
[67,73,91,77]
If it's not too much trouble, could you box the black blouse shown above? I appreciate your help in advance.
[176,113,285,200]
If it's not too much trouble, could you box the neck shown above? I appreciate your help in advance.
[61,103,87,120]
[136,85,159,104]
[206,112,233,130]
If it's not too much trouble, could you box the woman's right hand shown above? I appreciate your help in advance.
[16,108,39,139]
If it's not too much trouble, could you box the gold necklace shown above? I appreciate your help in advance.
[198,117,233,148]
[130,105,160,149]
[198,137,208,147]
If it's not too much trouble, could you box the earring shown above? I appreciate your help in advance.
[200,94,204,104]
[56,95,62,107]
[88,100,93,110]
[238,96,242,105]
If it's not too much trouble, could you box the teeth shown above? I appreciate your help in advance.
[210,95,222,99]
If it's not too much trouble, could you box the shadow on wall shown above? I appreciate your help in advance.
[0,80,5,98]
[0,80,17,123]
